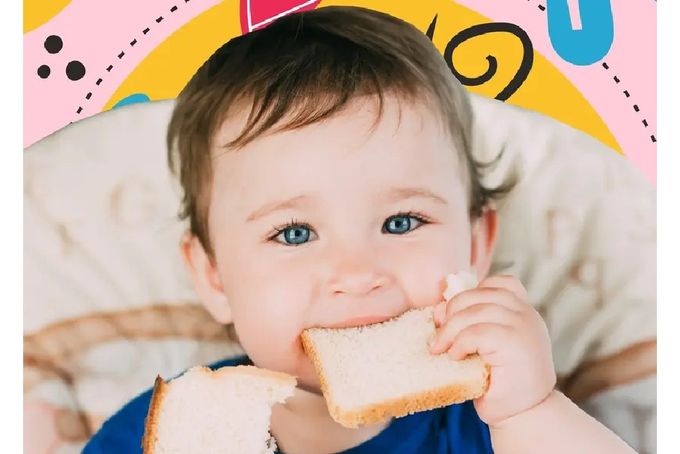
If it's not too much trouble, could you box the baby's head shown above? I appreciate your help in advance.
[168,6,513,388]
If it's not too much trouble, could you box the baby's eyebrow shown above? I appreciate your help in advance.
[246,195,311,222]
[384,187,448,205]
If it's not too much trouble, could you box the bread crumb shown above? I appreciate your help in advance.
[443,271,478,302]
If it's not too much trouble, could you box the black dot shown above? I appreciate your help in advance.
[66,60,86,81]
[37,65,51,79]
[44,35,63,54]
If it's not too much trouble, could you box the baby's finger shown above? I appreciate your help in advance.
[478,275,528,302]
[434,288,522,326]
[447,322,514,360]
[430,303,519,354]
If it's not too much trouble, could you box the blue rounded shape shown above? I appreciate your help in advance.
[547,0,614,65]
[113,93,151,109]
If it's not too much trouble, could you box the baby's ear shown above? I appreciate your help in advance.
[469,206,498,280]
[180,232,233,324]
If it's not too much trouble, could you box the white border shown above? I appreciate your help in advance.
[12,2,668,453]
[658,0,677,453]
[3,0,22,451]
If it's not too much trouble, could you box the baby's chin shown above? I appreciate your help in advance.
[297,382,324,396]
[291,354,324,394]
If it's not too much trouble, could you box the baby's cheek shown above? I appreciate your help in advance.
[217,244,316,376]
[232,293,311,375]
[399,240,469,307]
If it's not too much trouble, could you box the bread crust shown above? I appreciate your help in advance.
[301,331,490,428]
[330,367,489,428]
[141,365,296,453]
[142,375,167,454]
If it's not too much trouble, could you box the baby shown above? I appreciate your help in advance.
[84,6,635,453]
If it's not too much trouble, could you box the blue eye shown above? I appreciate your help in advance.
[274,224,314,245]
[383,214,424,234]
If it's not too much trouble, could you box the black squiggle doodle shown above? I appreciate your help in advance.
[426,14,438,41]
[442,22,534,101]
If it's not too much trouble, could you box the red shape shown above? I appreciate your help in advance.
[240,0,321,34]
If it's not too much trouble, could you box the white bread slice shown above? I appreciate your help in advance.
[301,272,488,428]
[142,365,296,454]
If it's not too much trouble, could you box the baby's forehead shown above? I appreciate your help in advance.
[211,99,253,151]
[210,93,450,156]
[207,96,471,213]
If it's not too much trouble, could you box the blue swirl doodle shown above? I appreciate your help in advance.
[547,0,614,65]
[113,93,150,108]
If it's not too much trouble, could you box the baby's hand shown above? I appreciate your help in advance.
[430,275,556,427]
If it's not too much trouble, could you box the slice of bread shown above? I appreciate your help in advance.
[301,273,489,428]
[142,365,296,454]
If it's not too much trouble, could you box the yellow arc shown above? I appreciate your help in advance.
[103,0,620,153]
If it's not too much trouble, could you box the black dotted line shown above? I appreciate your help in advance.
[601,61,656,143]
[75,3,189,116]
[529,3,655,144]
[527,0,547,12]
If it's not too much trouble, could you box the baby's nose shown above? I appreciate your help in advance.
[324,245,392,298]
[329,270,389,297]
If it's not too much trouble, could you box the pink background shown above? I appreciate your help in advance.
[24,0,656,184]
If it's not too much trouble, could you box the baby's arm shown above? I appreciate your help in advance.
[489,389,634,453]
[430,275,635,453]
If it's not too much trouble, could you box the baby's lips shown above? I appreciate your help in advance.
[324,314,396,329]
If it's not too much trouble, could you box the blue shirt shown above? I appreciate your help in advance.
[83,356,493,453]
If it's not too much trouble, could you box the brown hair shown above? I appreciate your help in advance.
[167,6,514,257]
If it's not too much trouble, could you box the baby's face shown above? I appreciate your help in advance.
[204,95,483,389]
